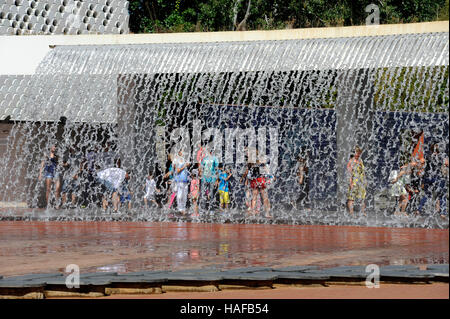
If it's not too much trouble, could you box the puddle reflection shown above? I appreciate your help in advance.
[0,221,448,275]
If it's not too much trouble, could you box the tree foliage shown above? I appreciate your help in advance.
[128,0,448,34]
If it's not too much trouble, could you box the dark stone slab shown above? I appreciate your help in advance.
[2,273,63,281]
[82,278,113,286]
[166,273,224,281]
[419,270,449,281]
[223,267,274,273]
[272,272,330,280]
[426,264,449,273]
[138,274,170,283]
[0,280,46,288]
[380,271,435,280]
[323,266,367,273]
[380,265,420,272]
[108,276,165,284]
[117,270,170,277]
[221,272,278,281]
[272,266,319,272]
[328,272,367,279]
[44,277,111,286]
[172,267,222,274]
[80,272,118,278]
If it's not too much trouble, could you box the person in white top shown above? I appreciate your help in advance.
[143,171,158,208]
[173,149,190,214]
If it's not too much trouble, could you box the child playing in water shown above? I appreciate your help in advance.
[120,171,133,210]
[216,164,232,211]
[190,169,200,217]
[143,171,158,208]
[241,163,253,212]
[164,156,177,210]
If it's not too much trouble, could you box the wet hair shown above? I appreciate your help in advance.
[355,146,363,154]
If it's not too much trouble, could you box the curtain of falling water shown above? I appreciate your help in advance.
[0,33,448,227]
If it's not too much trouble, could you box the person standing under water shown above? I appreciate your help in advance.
[296,152,310,211]
[418,143,448,216]
[240,162,253,212]
[248,158,272,218]
[173,149,190,215]
[38,144,61,208]
[216,164,232,212]
[346,146,366,217]
[199,146,219,212]
[163,153,177,210]
[190,169,200,217]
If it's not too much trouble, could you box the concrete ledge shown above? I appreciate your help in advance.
[273,283,327,288]
[219,279,274,288]
[44,291,105,298]
[0,292,44,299]
[0,264,447,298]
[0,287,45,297]
[218,284,272,290]
[1,21,448,46]
[162,285,219,293]
[274,278,329,286]
[105,287,162,295]
[325,280,367,286]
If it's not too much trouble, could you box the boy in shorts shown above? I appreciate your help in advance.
[216,164,232,211]
[120,171,133,210]
[200,148,219,211]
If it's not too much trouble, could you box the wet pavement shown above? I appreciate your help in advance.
[1,207,448,229]
[0,221,448,277]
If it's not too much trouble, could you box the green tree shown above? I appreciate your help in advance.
[127,0,448,34]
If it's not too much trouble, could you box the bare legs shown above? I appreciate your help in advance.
[347,199,354,216]
[102,192,120,212]
[347,199,366,217]
[251,189,259,215]
[251,188,271,217]
[394,195,408,217]
[61,193,76,207]
[45,178,52,205]
[192,198,199,217]
[45,178,61,208]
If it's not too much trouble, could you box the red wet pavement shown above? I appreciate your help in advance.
[0,221,448,277]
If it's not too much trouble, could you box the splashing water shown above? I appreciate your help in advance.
[0,33,448,228]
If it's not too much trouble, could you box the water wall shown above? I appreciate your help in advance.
[0,32,448,227]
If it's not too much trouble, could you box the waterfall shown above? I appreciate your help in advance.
[0,32,448,228]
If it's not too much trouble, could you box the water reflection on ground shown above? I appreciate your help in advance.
[0,221,447,276]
